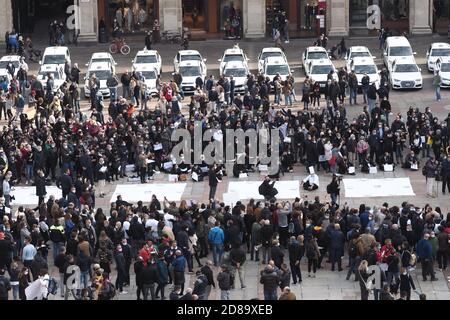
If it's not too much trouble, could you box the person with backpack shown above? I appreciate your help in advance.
[305,235,320,278]
[98,272,115,300]
[0,268,11,300]
[346,234,364,281]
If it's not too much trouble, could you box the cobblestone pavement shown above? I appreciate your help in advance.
[3,34,450,300]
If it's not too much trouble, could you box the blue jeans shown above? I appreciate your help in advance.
[212,244,223,266]
[349,88,357,105]
[109,87,117,101]
[435,86,441,101]
[368,99,376,112]
[330,192,338,205]
[80,271,90,289]
[19,80,27,95]
[284,94,292,106]
[53,242,64,262]
[274,93,281,104]
[26,164,33,182]
[362,87,368,103]
[12,284,19,300]
[264,290,278,300]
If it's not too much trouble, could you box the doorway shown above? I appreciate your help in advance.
[183,0,207,30]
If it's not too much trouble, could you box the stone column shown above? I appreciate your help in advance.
[243,0,265,39]
[409,0,432,35]
[0,0,13,36]
[77,0,99,42]
[327,0,349,37]
[159,0,183,35]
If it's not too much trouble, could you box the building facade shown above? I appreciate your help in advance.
[0,0,447,42]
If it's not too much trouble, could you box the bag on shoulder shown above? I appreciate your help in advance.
[326,183,332,194]
[409,252,417,267]
[349,241,357,258]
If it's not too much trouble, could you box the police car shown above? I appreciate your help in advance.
[132,49,162,74]
[173,50,207,74]
[0,55,21,77]
[86,52,117,74]
[222,61,249,93]
[37,64,65,93]
[257,47,287,74]
[178,60,207,94]
[134,65,159,97]
[426,42,450,72]
[348,57,380,87]
[302,46,330,75]
[306,59,337,90]
[388,57,423,90]
[262,56,292,81]
[434,57,450,88]
[40,46,71,70]
[218,45,249,76]
[84,62,114,98]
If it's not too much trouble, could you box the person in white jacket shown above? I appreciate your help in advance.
[303,167,319,191]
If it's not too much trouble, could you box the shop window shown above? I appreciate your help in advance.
[183,0,207,29]
[219,1,243,39]
[266,0,289,37]
[108,0,158,32]
[297,0,322,37]
[380,0,409,22]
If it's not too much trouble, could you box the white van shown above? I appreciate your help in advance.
[40,46,71,70]
[383,36,416,69]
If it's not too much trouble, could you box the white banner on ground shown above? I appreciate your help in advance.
[343,178,415,198]
[11,186,63,206]
[110,183,187,202]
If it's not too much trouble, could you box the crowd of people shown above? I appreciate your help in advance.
[0,23,448,300]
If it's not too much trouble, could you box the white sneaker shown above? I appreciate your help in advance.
[120,291,128,295]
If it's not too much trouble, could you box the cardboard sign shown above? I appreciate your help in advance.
[163,162,173,171]
[192,172,199,182]
[239,173,248,179]
[384,164,394,172]
[369,166,378,174]
[154,143,163,151]
[348,166,355,174]
[168,174,178,182]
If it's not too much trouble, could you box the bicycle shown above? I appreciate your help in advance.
[109,38,131,55]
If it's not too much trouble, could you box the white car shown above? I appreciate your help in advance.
[222,61,249,93]
[135,65,159,97]
[388,57,422,90]
[383,36,416,70]
[132,49,162,74]
[84,62,114,98]
[257,47,287,74]
[345,46,375,70]
[178,60,207,94]
[426,42,450,72]
[174,50,207,73]
[40,46,71,70]
[218,46,249,76]
[348,57,380,87]
[302,46,330,75]
[435,57,450,88]
[307,59,338,90]
[86,52,117,74]
[262,56,292,81]
[37,64,65,93]
[0,55,21,77]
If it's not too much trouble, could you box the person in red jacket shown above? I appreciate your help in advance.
[380,239,395,263]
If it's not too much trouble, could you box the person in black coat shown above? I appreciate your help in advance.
[145,32,152,50]
[329,224,345,271]
[200,261,215,300]
[35,170,47,206]
[134,256,144,300]
[270,240,285,269]
[141,262,158,300]
[57,169,73,199]
[399,267,416,300]
[258,177,278,200]
[208,165,220,201]
[114,245,127,294]
[288,236,303,284]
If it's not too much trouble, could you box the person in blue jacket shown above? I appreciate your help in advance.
[416,233,437,281]
[208,221,225,266]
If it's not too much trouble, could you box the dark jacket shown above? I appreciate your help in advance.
[270,245,284,267]
[35,175,47,197]
[200,265,215,287]
[217,270,231,290]
[141,263,158,284]
[230,247,246,267]
[260,268,280,292]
